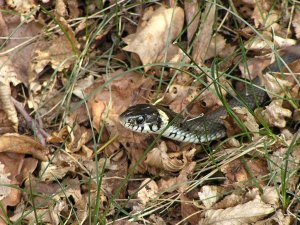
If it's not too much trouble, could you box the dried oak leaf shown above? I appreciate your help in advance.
[239,57,271,80]
[192,2,216,65]
[198,185,224,209]
[137,178,159,206]
[199,197,275,224]
[102,151,128,199]
[123,5,184,71]
[203,34,227,61]
[292,9,300,39]
[184,0,200,44]
[0,153,38,225]
[245,32,296,51]
[0,16,41,129]
[221,158,268,185]
[6,0,37,14]
[48,123,93,153]
[158,161,196,193]
[165,84,200,113]
[255,209,293,225]
[251,0,278,29]
[0,133,48,160]
[261,100,292,128]
[269,145,300,191]
[31,34,78,76]
[145,141,196,173]
[180,194,201,225]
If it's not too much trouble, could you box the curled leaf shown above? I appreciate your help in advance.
[0,134,48,161]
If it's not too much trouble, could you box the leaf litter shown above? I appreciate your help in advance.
[0,0,300,224]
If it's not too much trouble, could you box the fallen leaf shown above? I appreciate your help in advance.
[137,178,158,206]
[180,194,201,225]
[269,145,300,191]
[192,2,216,65]
[184,0,200,44]
[198,186,224,209]
[204,34,227,61]
[261,100,292,128]
[145,141,196,173]
[199,198,275,224]
[6,0,37,14]
[292,9,300,39]
[221,158,268,184]
[123,5,184,71]
[0,133,48,160]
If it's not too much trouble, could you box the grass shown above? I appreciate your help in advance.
[0,0,300,224]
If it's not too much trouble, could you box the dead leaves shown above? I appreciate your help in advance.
[0,134,48,161]
[123,5,184,71]
[145,141,196,173]
[0,1,300,224]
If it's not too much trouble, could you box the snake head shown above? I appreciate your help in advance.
[119,104,169,133]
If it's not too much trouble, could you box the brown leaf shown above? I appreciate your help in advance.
[198,186,224,209]
[199,198,275,224]
[6,0,37,14]
[180,194,201,225]
[239,57,271,80]
[0,81,18,131]
[0,153,38,224]
[222,106,260,140]
[184,0,200,44]
[221,158,268,184]
[269,145,300,191]
[137,178,158,206]
[292,9,300,39]
[0,133,48,160]
[123,5,184,71]
[31,34,77,76]
[145,141,196,173]
[261,100,292,128]
[192,2,216,65]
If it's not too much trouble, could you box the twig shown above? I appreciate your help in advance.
[12,98,49,146]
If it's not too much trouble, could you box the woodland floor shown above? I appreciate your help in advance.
[0,0,300,224]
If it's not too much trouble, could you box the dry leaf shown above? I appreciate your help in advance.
[184,0,200,44]
[199,198,275,225]
[6,0,37,14]
[221,158,268,184]
[31,35,77,76]
[204,34,227,61]
[192,2,216,65]
[0,153,38,225]
[198,186,224,209]
[254,210,293,225]
[239,57,271,80]
[0,133,48,160]
[261,100,292,128]
[137,178,158,206]
[181,194,201,225]
[292,9,300,39]
[123,5,184,71]
[269,145,300,191]
[145,141,196,173]
[0,82,18,130]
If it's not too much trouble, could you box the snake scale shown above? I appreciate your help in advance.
[119,45,300,143]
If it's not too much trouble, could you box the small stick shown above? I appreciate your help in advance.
[12,98,49,146]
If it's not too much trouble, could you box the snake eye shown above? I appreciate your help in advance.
[136,116,145,124]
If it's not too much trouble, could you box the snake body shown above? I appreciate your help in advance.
[120,46,300,143]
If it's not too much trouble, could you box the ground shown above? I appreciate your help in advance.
[0,0,300,224]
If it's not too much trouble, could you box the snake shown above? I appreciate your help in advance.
[119,45,300,143]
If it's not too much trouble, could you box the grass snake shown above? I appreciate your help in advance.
[119,45,300,143]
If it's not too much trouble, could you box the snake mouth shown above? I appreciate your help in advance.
[119,113,131,129]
